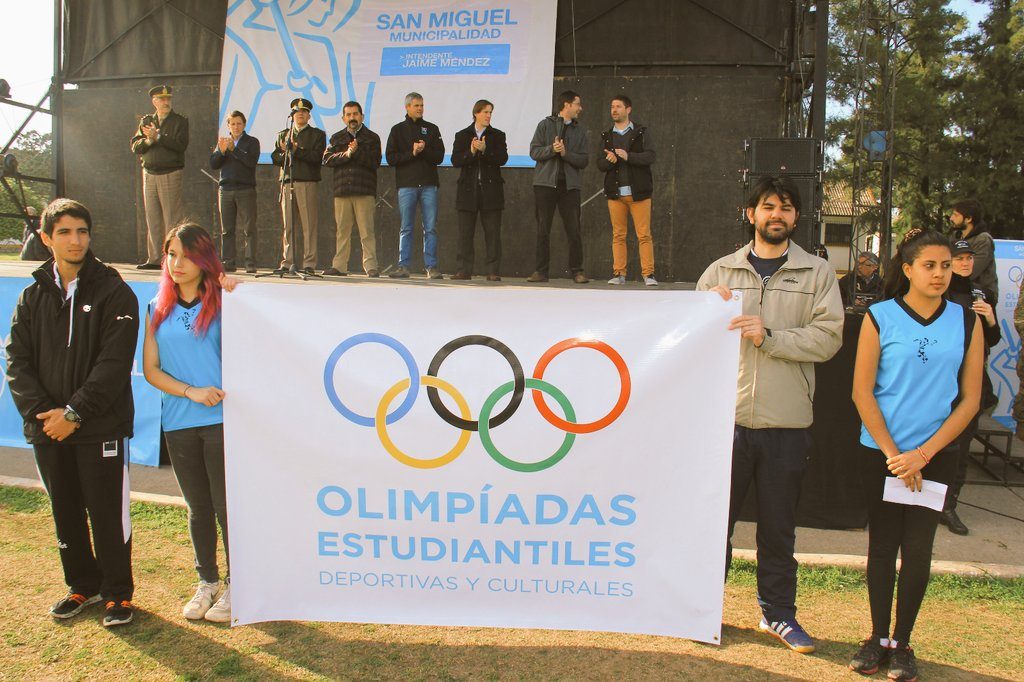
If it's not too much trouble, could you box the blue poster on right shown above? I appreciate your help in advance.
[990,240,1024,430]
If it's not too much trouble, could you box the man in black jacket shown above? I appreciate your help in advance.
[450,99,508,281]
[527,90,590,283]
[596,95,657,286]
[6,198,140,627]
[210,110,260,273]
[837,251,882,306]
[323,101,382,277]
[130,85,188,269]
[272,98,327,275]
[385,92,445,279]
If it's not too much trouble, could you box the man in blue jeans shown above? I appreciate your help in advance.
[697,176,843,654]
[385,92,445,279]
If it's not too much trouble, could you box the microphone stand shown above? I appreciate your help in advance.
[257,112,320,280]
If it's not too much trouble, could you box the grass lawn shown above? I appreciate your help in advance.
[1,485,1021,681]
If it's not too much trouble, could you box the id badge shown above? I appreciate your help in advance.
[102,440,119,458]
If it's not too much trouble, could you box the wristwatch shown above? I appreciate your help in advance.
[63,405,82,424]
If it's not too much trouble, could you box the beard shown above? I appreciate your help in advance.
[755,219,795,245]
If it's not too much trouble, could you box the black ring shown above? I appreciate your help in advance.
[426,335,525,432]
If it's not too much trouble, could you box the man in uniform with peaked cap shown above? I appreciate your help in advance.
[131,85,189,269]
[271,97,326,274]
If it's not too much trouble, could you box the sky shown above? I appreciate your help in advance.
[0,0,996,140]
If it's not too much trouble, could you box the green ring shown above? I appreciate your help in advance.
[478,378,576,472]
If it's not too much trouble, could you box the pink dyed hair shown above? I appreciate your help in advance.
[149,223,225,336]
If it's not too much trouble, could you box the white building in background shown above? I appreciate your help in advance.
[818,181,897,274]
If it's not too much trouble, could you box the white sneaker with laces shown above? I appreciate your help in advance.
[183,581,219,620]
[644,275,659,286]
[608,275,626,285]
[205,584,231,623]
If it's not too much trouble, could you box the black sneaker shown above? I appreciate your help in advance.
[322,268,346,276]
[136,263,161,271]
[850,638,891,675]
[102,600,134,627]
[887,644,918,681]
[50,591,101,619]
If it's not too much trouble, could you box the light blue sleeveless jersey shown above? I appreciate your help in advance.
[860,298,972,451]
[150,298,224,432]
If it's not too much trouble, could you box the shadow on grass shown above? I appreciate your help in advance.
[108,609,277,681]
[250,621,805,680]
[720,624,1009,682]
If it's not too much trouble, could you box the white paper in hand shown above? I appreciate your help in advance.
[882,476,948,511]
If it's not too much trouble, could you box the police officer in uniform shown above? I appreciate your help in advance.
[271,98,326,275]
[131,85,189,269]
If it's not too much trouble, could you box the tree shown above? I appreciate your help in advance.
[827,0,966,241]
[949,0,1024,237]
[0,132,54,241]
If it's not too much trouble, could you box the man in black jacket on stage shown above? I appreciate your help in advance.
[5,198,140,627]
[450,99,508,281]
[272,98,327,275]
[385,92,445,279]
[323,101,382,277]
[130,85,188,269]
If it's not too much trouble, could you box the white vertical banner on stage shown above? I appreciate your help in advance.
[991,240,1024,429]
[222,285,740,643]
[219,0,557,166]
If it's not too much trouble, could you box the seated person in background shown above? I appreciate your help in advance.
[839,250,882,306]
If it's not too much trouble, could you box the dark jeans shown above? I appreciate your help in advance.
[457,193,502,275]
[533,181,583,276]
[946,412,979,510]
[219,187,257,268]
[860,445,956,643]
[725,425,811,622]
[34,439,134,601]
[164,424,229,583]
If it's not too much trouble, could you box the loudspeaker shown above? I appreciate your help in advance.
[746,138,822,175]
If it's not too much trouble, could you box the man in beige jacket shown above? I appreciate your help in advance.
[698,176,843,654]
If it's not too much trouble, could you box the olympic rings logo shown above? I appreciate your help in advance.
[323,333,631,472]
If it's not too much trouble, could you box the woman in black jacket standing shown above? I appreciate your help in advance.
[940,239,1001,536]
[450,100,508,281]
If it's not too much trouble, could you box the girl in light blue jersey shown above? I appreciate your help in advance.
[143,223,237,623]
[850,229,983,681]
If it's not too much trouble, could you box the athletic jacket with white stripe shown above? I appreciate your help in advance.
[6,253,139,444]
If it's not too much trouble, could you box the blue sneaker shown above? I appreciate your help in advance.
[759,617,816,653]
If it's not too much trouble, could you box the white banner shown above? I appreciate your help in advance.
[991,240,1024,429]
[218,0,557,166]
[223,285,740,642]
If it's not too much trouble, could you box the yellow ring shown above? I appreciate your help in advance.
[376,375,472,469]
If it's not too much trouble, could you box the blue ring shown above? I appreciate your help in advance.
[324,333,419,427]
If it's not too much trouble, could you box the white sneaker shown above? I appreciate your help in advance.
[205,584,231,623]
[644,275,659,286]
[608,275,626,285]
[183,581,219,620]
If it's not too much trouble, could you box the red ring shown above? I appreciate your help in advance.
[531,339,630,434]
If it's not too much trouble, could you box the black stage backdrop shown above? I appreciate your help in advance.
[61,0,796,281]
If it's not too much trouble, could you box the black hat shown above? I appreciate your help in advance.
[149,85,173,98]
[290,98,313,112]
[951,240,975,256]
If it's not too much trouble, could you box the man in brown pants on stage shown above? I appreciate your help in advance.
[272,98,326,275]
[130,85,189,269]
